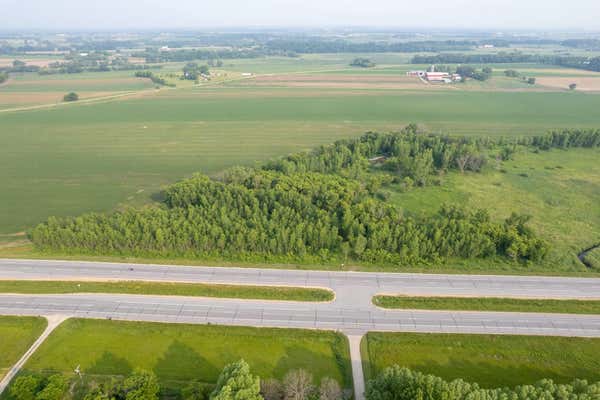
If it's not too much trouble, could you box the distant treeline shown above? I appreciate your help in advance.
[366,367,600,400]
[134,71,174,87]
[32,127,600,266]
[263,39,477,54]
[412,52,600,72]
[0,55,156,76]
[133,48,271,63]
[2,35,600,56]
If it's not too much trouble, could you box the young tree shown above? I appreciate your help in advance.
[283,370,314,400]
[261,379,284,400]
[182,381,207,400]
[122,369,160,400]
[210,360,263,400]
[318,378,342,400]
[10,375,41,400]
[35,375,68,400]
[63,92,79,102]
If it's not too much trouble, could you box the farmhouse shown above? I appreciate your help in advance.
[425,71,451,83]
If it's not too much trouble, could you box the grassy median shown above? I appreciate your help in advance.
[362,332,600,388]
[0,316,47,379]
[373,295,600,314]
[0,280,334,302]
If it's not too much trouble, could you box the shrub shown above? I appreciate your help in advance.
[63,92,79,102]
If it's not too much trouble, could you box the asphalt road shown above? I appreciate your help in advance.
[0,259,600,337]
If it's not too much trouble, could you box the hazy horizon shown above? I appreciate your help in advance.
[2,0,600,31]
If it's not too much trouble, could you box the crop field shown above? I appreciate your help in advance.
[1,54,599,254]
[0,70,156,110]
[0,316,47,379]
[21,319,352,392]
[362,332,600,387]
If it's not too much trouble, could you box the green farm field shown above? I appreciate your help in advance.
[0,70,156,110]
[2,84,600,236]
[0,316,47,379]
[361,332,600,388]
[20,319,352,393]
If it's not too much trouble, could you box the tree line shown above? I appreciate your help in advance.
[0,56,156,77]
[9,360,346,400]
[366,366,600,400]
[411,52,600,73]
[134,71,174,87]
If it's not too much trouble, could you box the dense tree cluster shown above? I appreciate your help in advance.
[264,126,492,179]
[133,71,174,87]
[527,129,600,149]
[33,127,600,266]
[31,128,553,265]
[0,71,7,83]
[366,367,600,400]
[349,58,375,68]
[10,374,68,400]
[182,63,210,80]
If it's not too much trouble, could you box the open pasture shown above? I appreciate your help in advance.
[390,148,600,271]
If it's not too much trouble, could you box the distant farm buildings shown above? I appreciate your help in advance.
[406,66,461,84]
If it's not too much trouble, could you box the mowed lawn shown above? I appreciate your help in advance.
[2,86,600,236]
[362,332,600,388]
[389,147,600,272]
[0,316,47,379]
[22,319,352,391]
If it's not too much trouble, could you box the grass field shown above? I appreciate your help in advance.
[20,319,352,393]
[372,295,600,314]
[0,280,333,301]
[0,316,47,379]
[389,147,600,272]
[362,332,600,387]
[582,247,600,269]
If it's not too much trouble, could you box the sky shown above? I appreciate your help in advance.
[1,0,599,31]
